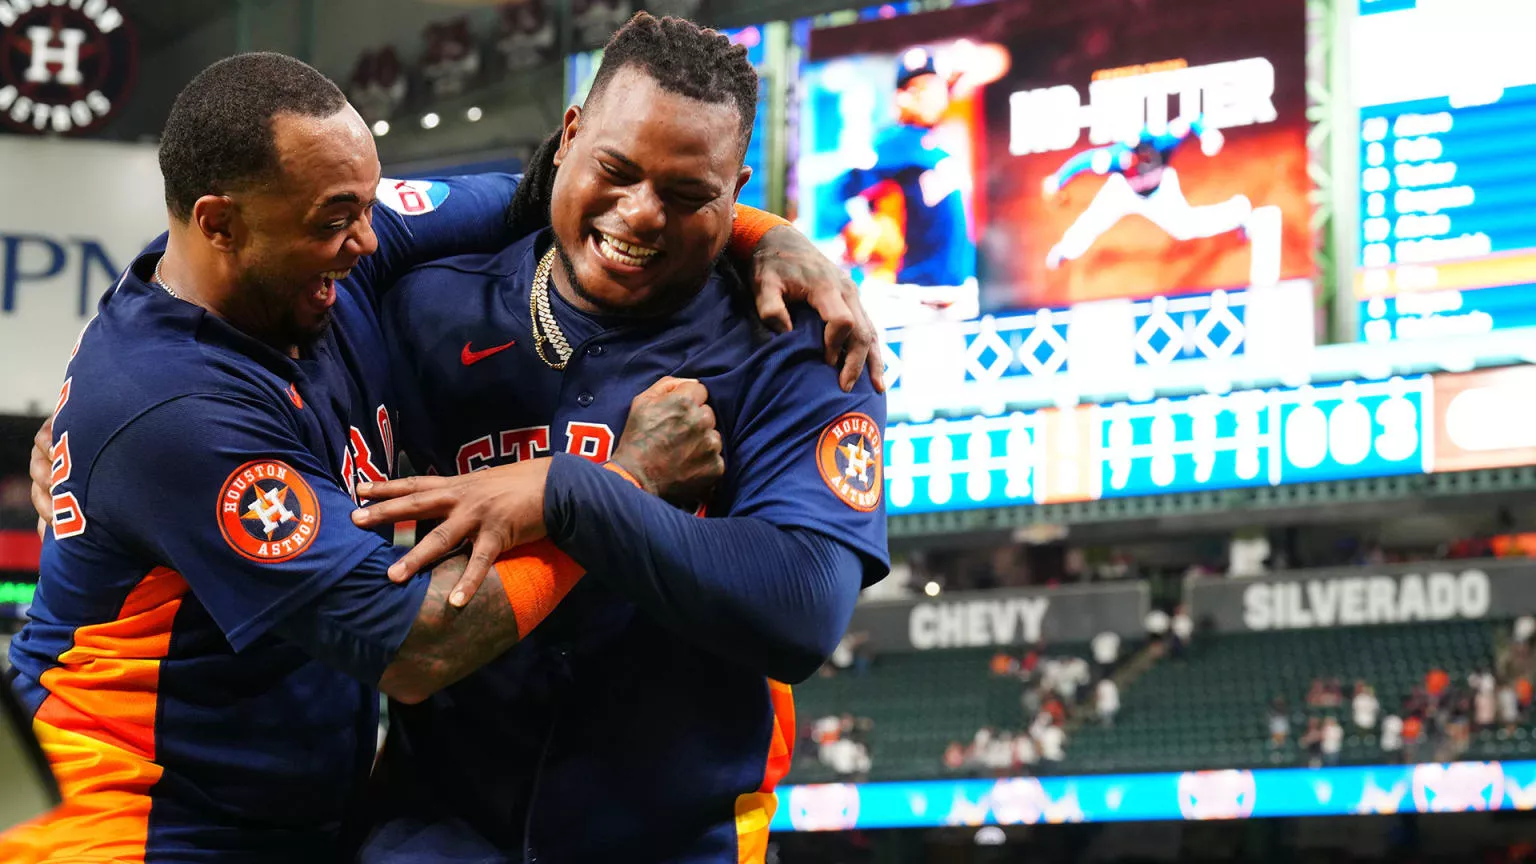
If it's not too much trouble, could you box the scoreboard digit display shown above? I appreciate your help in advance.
[1353,0,1536,342]
[885,364,1536,515]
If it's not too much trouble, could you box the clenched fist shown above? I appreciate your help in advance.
[611,376,724,508]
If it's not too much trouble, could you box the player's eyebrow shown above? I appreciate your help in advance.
[598,147,642,172]
[598,147,716,191]
[317,191,375,209]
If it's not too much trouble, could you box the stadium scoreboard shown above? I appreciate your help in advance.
[1354,0,1536,343]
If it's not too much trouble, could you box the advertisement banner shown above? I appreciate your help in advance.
[847,581,1147,652]
[1187,558,1535,634]
[773,759,1536,830]
[0,137,162,416]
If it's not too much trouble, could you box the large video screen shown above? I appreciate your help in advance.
[1352,0,1536,343]
[565,24,775,212]
[794,0,1314,333]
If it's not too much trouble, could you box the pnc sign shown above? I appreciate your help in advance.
[0,0,136,136]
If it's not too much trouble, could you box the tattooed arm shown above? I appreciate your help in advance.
[271,378,723,703]
[379,554,533,704]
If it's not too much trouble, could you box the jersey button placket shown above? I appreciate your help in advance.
[576,392,595,407]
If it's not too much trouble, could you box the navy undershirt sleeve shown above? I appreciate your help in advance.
[543,453,864,683]
[270,544,433,685]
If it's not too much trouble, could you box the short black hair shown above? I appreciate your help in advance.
[159,52,348,221]
[585,12,758,150]
[508,14,758,238]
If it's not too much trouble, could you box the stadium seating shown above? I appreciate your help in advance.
[1064,621,1506,774]
[787,621,1535,783]
[789,643,1099,783]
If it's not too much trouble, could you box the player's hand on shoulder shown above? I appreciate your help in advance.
[749,224,886,394]
[611,377,723,508]
[30,415,53,538]
[352,459,552,607]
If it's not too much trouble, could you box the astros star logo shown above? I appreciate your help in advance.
[243,484,297,538]
[817,413,883,513]
[218,460,321,563]
[842,437,873,484]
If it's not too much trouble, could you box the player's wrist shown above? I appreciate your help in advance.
[602,460,650,492]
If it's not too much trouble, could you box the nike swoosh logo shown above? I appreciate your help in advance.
[461,340,516,365]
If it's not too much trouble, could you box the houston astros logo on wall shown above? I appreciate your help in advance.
[0,0,137,135]
[817,412,883,512]
[218,461,320,563]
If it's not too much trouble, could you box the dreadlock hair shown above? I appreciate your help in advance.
[159,53,348,221]
[504,12,758,238]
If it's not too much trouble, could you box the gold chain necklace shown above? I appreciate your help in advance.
[529,246,572,370]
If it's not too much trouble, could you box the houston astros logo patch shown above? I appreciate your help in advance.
[816,412,883,512]
[218,460,320,562]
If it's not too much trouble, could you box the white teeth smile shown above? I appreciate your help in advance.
[597,232,660,267]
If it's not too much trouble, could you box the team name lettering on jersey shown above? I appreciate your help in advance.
[341,405,394,504]
[218,460,321,562]
[817,412,884,512]
[455,422,615,474]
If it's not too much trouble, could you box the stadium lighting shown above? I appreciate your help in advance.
[371,120,390,137]
[924,581,941,597]
[466,106,483,122]
[420,112,441,130]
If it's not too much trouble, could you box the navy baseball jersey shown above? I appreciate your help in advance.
[365,229,888,863]
[1,174,522,863]
[841,122,975,286]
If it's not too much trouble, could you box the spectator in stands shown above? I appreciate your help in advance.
[1500,681,1521,733]
[983,732,1015,775]
[1402,713,1424,763]
[1020,682,1044,725]
[1320,716,1343,767]
[1516,615,1536,646]
[1058,657,1090,705]
[1021,645,1042,681]
[943,741,966,772]
[1425,667,1451,706]
[1305,678,1329,708]
[1268,697,1291,748]
[1044,694,1067,727]
[830,631,872,677]
[1144,609,1170,643]
[1323,678,1344,708]
[812,714,841,749]
[1475,673,1498,730]
[1443,697,1471,760]
[990,651,1019,677]
[1353,681,1380,730]
[973,726,994,758]
[1300,717,1323,768]
[1036,717,1066,763]
[421,18,482,99]
[1013,731,1039,769]
[1097,676,1120,728]
[1091,630,1121,679]
[829,634,856,674]
[1170,605,1194,660]
[823,735,870,778]
[1518,677,1533,715]
[1380,714,1403,758]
